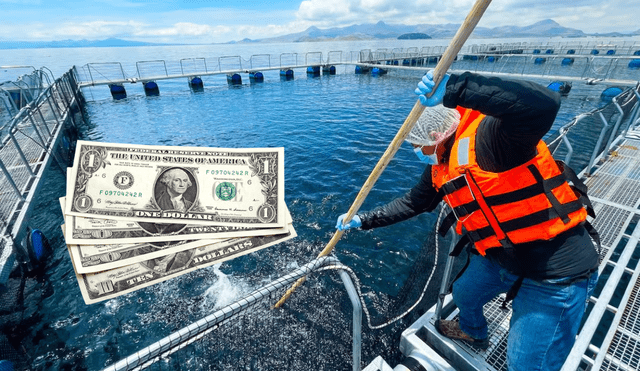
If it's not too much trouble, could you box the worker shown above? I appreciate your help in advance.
[336,71,600,370]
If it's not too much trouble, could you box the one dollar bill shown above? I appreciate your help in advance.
[66,141,285,228]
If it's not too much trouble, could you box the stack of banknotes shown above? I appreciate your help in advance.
[61,141,296,304]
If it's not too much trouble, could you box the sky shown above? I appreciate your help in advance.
[0,0,638,44]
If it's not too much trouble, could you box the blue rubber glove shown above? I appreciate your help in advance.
[414,70,450,107]
[336,214,362,231]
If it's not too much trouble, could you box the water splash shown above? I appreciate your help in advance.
[203,264,250,310]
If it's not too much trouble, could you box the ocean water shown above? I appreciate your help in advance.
[2,37,639,370]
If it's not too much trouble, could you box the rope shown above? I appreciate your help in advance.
[316,205,446,330]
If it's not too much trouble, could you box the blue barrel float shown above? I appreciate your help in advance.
[629,50,640,69]
[547,81,572,96]
[25,228,52,270]
[306,66,320,76]
[108,83,127,100]
[249,71,264,82]
[189,76,204,91]
[531,49,546,64]
[591,49,600,55]
[322,65,336,75]
[562,49,576,65]
[371,67,387,76]
[143,81,159,96]
[600,86,624,102]
[355,65,370,74]
[280,69,294,80]
[227,73,242,85]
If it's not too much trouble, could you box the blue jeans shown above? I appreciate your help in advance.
[452,254,598,371]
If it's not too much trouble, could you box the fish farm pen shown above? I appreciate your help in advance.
[1,39,640,370]
[74,40,640,98]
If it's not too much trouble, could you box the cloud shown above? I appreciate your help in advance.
[293,0,639,34]
[1,1,638,43]
[135,23,221,37]
[27,20,148,40]
[295,0,474,26]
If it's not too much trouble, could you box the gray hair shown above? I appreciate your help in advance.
[160,168,193,187]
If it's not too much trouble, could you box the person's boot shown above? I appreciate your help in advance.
[436,319,489,350]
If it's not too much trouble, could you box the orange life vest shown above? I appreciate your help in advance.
[432,107,590,256]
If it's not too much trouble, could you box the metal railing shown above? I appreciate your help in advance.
[0,68,81,234]
[76,51,348,87]
[73,41,640,89]
[101,256,363,371]
[548,83,640,174]
[0,67,50,121]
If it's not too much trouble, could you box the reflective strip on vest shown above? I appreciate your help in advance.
[457,137,470,166]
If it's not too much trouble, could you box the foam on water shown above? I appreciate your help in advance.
[203,264,250,310]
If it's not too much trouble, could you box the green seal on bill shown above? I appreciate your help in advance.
[215,182,236,201]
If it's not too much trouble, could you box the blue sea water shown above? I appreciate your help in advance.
[2,36,639,370]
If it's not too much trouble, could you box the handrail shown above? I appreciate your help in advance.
[0,69,81,217]
[249,54,271,69]
[100,256,363,371]
[622,85,640,136]
[136,60,168,80]
[180,58,208,75]
[547,85,640,175]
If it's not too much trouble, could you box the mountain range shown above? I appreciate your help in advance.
[0,37,173,49]
[238,19,640,43]
[1,20,639,49]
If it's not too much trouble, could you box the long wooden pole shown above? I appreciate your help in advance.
[274,0,493,309]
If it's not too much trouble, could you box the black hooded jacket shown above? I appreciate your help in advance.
[358,72,599,280]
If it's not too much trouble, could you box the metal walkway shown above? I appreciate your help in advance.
[74,40,640,93]
[0,68,82,283]
[357,40,640,88]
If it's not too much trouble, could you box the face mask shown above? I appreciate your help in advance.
[414,146,438,165]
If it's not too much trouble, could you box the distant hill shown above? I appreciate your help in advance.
[398,33,432,40]
[2,20,637,50]
[239,19,593,43]
[477,19,585,38]
[0,38,172,50]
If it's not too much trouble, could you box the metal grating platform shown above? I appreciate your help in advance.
[600,278,640,370]
[428,296,513,371]
[0,70,80,284]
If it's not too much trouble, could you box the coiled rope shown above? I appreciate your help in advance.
[317,204,447,330]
